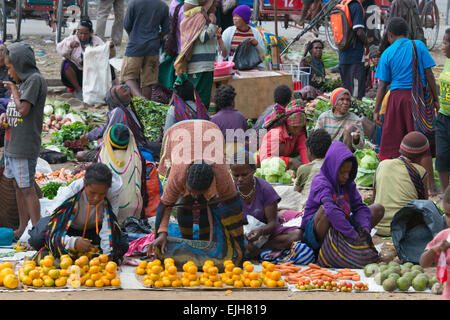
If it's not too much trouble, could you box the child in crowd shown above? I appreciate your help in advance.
[420,186,450,300]
[28,163,129,262]
[0,44,12,112]
[300,141,384,253]
[294,128,332,210]
[0,43,47,240]
[374,131,429,236]
[315,87,365,152]
[365,45,380,98]
[259,99,309,170]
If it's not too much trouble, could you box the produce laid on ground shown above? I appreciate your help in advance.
[36,170,85,199]
[363,261,443,293]
[354,148,380,188]
[255,157,294,185]
[16,253,120,289]
[0,262,19,289]
[136,259,286,290]
[43,100,86,133]
[133,97,170,142]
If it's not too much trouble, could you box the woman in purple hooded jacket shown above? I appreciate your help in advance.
[299,141,385,252]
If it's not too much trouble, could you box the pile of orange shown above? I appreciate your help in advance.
[199,260,223,288]
[18,253,120,288]
[181,261,200,287]
[139,258,182,288]
[219,260,264,288]
[261,261,285,288]
[0,262,19,289]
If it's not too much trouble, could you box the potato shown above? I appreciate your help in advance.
[51,120,57,126]
[50,115,56,121]
[56,115,63,121]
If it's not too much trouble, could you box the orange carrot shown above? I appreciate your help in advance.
[308,263,321,269]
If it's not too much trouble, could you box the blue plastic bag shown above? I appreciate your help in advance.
[0,228,14,246]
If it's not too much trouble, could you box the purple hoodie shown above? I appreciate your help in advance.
[300,141,372,240]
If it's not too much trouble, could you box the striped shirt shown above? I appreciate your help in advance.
[315,110,365,149]
[229,27,254,57]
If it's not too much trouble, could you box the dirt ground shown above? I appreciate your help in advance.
[0,33,446,301]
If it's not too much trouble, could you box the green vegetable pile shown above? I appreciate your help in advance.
[306,99,331,133]
[255,157,293,185]
[321,78,342,92]
[133,97,170,142]
[322,51,340,69]
[41,181,63,200]
[350,97,376,121]
[354,148,380,187]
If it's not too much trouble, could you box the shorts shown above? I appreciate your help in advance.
[120,55,159,88]
[302,214,321,251]
[435,112,450,171]
[3,156,37,188]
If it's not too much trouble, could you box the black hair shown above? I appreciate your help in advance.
[229,150,257,171]
[186,161,215,192]
[444,186,450,205]
[303,39,325,58]
[174,78,195,101]
[214,85,236,111]
[387,17,408,37]
[445,28,450,41]
[79,18,94,32]
[305,128,332,159]
[274,85,292,107]
[84,163,112,187]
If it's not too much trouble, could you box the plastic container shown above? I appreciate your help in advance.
[0,227,14,246]
[214,61,235,77]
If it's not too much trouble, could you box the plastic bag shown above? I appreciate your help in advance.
[436,232,450,284]
[82,42,112,105]
[123,216,153,234]
[233,38,262,71]
[243,215,269,248]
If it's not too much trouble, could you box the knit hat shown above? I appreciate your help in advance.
[109,123,130,149]
[399,131,429,159]
[330,87,351,110]
[232,5,252,25]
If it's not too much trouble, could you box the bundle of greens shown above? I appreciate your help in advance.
[322,51,340,69]
[41,181,63,200]
[354,148,379,187]
[350,97,376,121]
[305,99,331,133]
[321,78,342,92]
[133,97,170,142]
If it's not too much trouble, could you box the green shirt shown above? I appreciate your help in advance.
[438,58,450,117]
[295,161,314,191]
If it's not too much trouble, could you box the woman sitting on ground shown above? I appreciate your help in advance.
[373,131,429,237]
[56,18,117,99]
[230,151,302,258]
[300,40,326,91]
[259,99,309,170]
[28,163,128,263]
[217,5,265,62]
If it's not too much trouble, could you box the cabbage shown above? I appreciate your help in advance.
[278,172,293,185]
[354,148,379,187]
[355,168,376,187]
[265,174,279,183]
[254,168,263,179]
[44,105,53,115]
[360,154,378,170]
[260,157,286,177]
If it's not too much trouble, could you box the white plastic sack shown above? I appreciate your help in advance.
[82,42,112,105]
[243,215,269,248]
[36,157,52,175]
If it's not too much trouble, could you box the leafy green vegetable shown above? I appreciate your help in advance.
[354,148,379,187]
[321,78,342,92]
[306,99,332,133]
[265,174,279,183]
[322,51,340,69]
[261,157,287,177]
[49,121,91,145]
[278,172,293,184]
[41,182,63,199]
[350,97,376,121]
[133,97,170,142]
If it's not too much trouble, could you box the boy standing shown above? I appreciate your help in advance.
[121,0,170,99]
[0,43,47,239]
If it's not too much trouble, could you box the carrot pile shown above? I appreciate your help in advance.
[275,263,360,285]
[35,169,85,184]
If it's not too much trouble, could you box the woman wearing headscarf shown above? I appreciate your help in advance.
[258,99,309,170]
[217,5,265,60]
[315,88,366,152]
[300,39,326,91]
[56,18,116,99]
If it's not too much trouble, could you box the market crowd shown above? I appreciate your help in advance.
[0,0,448,299]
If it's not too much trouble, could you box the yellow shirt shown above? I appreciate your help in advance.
[438,58,450,116]
[374,158,427,237]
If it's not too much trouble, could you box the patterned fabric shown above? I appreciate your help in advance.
[230,27,254,57]
[264,99,306,129]
[172,89,210,122]
[411,40,435,135]
[398,155,426,200]
[317,226,379,268]
[274,241,315,265]
[330,87,351,110]
[154,194,244,268]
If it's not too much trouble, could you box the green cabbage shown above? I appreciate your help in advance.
[278,172,293,185]
[265,174,279,183]
[254,168,263,179]
[354,148,379,187]
[360,154,378,170]
[260,157,286,177]
[355,168,376,187]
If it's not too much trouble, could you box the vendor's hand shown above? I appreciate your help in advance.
[373,112,381,126]
[433,100,440,113]
[352,130,361,144]
[75,238,92,253]
[80,134,89,146]
[432,240,450,254]
[70,40,80,49]
[249,37,258,46]
[247,228,264,243]
[148,232,168,255]
[2,81,18,94]
[0,113,8,128]
[216,27,222,39]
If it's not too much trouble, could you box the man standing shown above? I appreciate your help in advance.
[121,0,170,100]
[338,0,368,100]
[95,0,125,48]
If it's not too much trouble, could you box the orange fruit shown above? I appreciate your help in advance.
[48,269,60,279]
[105,272,116,280]
[189,280,200,287]
[41,258,53,268]
[4,274,19,289]
[266,279,277,288]
[187,273,198,281]
[69,265,81,274]
[29,269,40,280]
[224,278,234,286]
[233,280,244,288]
[22,265,34,276]
[150,265,163,274]
[69,279,81,288]
[111,278,121,287]
[59,258,72,269]
[90,273,102,281]
[89,257,100,267]
[101,276,111,286]
[181,278,190,287]
[44,278,55,287]
[21,275,33,286]
[60,269,70,277]
[154,280,164,288]
[94,279,104,287]
[204,279,213,287]
[270,271,281,281]
[209,274,219,282]
[277,280,285,287]
[244,264,254,272]
[75,256,89,266]
[162,278,172,287]
[80,275,88,285]
[207,266,219,275]
[144,279,153,287]
[55,277,67,287]
[250,279,262,288]
[265,263,275,272]
[32,278,44,287]
[224,264,235,272]
[223,260,233,266]
[89,266,100,274]
[232,274,242,282]
[135,267,146,275]
[168,274,179,282]
[187,265,198,274]
[24,260,36,268]
[149,273,160,282]
[232,267,242,275]
[213,281,223,288]
[85,279,94,287]
[164,258,174,265]
[0,262,13,270]
[166,265,177,275]
[98,254,109,264]
[244,278,252,287]
[248,272,259,280]
[171,280,181,287]
[138,261,148,269]
[151,259,162,266]
[1,268,14,277]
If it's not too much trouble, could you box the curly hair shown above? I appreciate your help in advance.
[84,163,113,187]
[273,85,292,107]
[303,39,325,58]
[305,128,332,159]
[186,161,215,192]
[214,85,236,111]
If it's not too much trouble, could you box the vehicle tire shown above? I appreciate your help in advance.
[0,0,7,43]
[420,0,439,50]
[56,0,63,43]
[15,0,22,42]
[324,18,337,51]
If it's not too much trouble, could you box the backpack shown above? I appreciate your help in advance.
[143,161,163,218]
[330,0,365,51]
